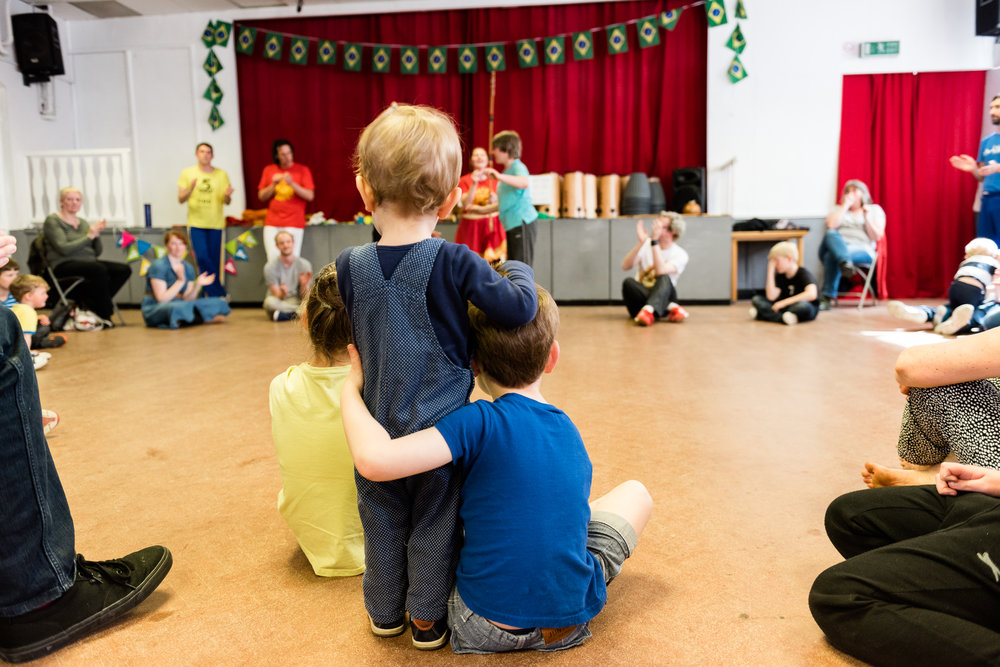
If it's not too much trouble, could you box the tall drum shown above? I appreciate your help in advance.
[621,172,651,215]
[561,171,585,218]
[598,174,620,217]
[583,174,597,218]
[649,177,666,213]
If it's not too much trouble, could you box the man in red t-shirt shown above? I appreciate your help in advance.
[257,139,315,262]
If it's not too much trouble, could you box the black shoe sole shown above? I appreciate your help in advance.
[0,548,172,663]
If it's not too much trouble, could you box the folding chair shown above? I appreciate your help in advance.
[28,233,126,326]
[836,235,888,310]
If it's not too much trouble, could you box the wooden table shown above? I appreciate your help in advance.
[730,228,809,301]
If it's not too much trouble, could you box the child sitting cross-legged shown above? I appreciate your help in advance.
[749,241,819,325]
[10,275,66,364]
[341,277,653,654]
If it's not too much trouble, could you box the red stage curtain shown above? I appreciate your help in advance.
[838,71,985,298]
[235,1,706,222]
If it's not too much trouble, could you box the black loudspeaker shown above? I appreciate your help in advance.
[671,167,706,213]
[12,13,65,86]
[977,0,1000,36]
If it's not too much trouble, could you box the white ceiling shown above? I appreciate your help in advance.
[22,0,302,20]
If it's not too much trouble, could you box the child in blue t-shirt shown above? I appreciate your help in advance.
[335,104,538,649]
[341,276,652,654]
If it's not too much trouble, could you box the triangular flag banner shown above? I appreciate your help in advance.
[234,247,249,261]
[214,21,232,47]
[343,43,362,71]
[606,24,629,55]
[203,49,222,76]
[203,78,223,104]
[201,21,216,48]
[372,45,391,73]
[728,55,748,83]
[236,26,257,55]
[238,230,258,247]
[457,45,477,73]
[153,246,167,258]
[225,239,239,256]
[660,9,682,31]
[139,257,151,276]
[516,40,538,68]
[572,32,593,60]
[125,244,140,262]
[428,46,447,73]
[485,43,505,72]
[136,239,151,255]
[118,230,136,247]
[736,0,747,19]
[317,40,337,65]
[726,24,746,54]
[209,105,224,131]
[637,16,660,48]
[543,36,565,65]
[224,259,237,275]
[263,32,283,60]
[400,46,419,74]
[289,37,309,65]
[705,0,728,27]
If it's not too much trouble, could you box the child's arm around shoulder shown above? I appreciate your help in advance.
[340,344,453,481]
[456,248,538,328]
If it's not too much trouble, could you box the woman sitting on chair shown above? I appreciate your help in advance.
[818,179,885,310]
[43,186,131,326]
[141,230,230,329]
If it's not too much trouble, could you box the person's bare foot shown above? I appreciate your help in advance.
[209,314,227,324]
[862,461,938,488]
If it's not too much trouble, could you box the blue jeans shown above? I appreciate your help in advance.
[979,193,1000,247]
[0,308,76,617]
[187,227,227,298]
[818,229,874,298]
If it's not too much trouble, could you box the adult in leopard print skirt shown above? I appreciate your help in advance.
[864,326,1000,487]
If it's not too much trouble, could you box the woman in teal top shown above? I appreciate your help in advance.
[141,229,230,329]
[487,130,538,266]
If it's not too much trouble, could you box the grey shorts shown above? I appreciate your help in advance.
[448,511,638,654]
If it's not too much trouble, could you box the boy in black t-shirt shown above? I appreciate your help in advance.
[749,242,819,325]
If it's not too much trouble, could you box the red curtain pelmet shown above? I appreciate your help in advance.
[838,71,985,299]
[235,1,706,222]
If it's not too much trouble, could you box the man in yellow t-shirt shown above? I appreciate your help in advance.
[177,143,233,298]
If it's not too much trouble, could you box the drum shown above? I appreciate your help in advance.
[583,174,597,219]
[533,172,561,216]
[598,174,620,217]
[621,172,651,215]
[649,177,666,214]
[561,171,585,218]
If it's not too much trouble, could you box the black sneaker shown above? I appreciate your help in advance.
[839,260,857,278]
[410,617,449,650]
[0,546,172,663]
[369,616,405,638]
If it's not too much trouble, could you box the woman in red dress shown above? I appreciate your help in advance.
[455,147,506,262]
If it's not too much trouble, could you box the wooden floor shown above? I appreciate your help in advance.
[30,300,944,665]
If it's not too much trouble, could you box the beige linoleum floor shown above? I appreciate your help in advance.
[29,300,942,665]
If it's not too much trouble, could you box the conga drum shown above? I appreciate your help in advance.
[649,177,666,214]
[621,172,651,215]
[561,171,585,218]
[583,174,597,218]
[534,172,561,217]
[598,174,620,217]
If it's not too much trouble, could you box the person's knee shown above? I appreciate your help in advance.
[808,565,856,634]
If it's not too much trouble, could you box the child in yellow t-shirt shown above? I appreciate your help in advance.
[268,262,364,577]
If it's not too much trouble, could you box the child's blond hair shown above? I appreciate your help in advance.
[353,103,462,216]
[11,274,49,302]
[302,262,352,362]
[768,241,799,262]
[965,237,998,258]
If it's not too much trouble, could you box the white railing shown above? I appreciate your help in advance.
[25,148,135,226]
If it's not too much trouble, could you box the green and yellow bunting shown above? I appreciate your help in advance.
[263,32,283,60]
[606,24,628,55]
[372,45,391,73]
[636,15,660,48]
[317,40,337,65]
[485,43,505,72]
[728,55,748,83]
[125,244,140,262]
[236,26,257,55]
[705,0,727,27]
[736,0,747,19]
[572,32,593,60]
[343,43,362,71]
[289,37,309,65]
[660,8,682,30]
[201,21,216,48]
[400,46,419,74]
[726,24,746,54]
[214,21,232,47]
[543,36,564,65]
[458,45,477,73]
[153,246,167,259]
[203,49,222,76]
[516,40,538,68]
[203,78,223,104]
[209,105,224,130]
[225,239,239,256]
[428,46,447,73]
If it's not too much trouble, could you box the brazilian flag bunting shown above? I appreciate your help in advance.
[458,45,477,73]
[705,0,728,27]
[572,32,593,60]
[317,40,337,65]
[400,46,419,74]
[214,21,232,47]
[728,55,748,83]
[201,21,216,47]
[606,24,628,54]
[203,49,222,76]
[343,43,362,71]
[208,105,224,130]
[428,46,447,73]
[203,78,223,104]
[372,45,391,73]
[637,15,660,48]
[660,9,682,31]
[289,37,309,65]
[263,32,284,60]
[516,40,538,68]
[236,26,257,55]
[726,25,746,54]
[736,0,747,19]
[485,44,505,71]
[543,36,564,65]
